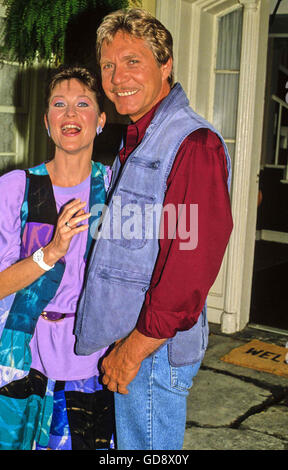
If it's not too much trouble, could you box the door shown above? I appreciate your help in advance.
[250,32,288,331]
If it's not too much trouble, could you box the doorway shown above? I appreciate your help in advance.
[250,29,288,332]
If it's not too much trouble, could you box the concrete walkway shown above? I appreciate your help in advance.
[184,324,288,450]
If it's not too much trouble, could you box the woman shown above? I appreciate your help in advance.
[0,66,114,450]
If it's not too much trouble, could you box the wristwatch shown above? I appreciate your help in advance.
[32,247,55,271]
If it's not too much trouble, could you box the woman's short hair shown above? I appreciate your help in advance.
[96,8,174,86]
[45,65,104,112]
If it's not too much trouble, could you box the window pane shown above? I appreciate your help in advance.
[0,64,23,107]
[213,74,239,139]
[216,8,243,70]
[226,142,235,192]
[0,113,16,153]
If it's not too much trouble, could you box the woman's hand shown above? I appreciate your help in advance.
[43,198,91,265]
[0,199,90,300]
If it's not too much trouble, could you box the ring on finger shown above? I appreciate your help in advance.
[65,221,72,228]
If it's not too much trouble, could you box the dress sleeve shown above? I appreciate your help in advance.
[0,170,26,272]
[136,128,233,339]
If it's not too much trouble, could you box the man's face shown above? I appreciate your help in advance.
[100,30,172,122]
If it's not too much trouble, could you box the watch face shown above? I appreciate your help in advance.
[33,249,43,262]
[32,247,53,271]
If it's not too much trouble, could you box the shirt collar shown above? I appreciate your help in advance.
[119,100,163,164]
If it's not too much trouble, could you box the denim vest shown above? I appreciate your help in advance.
[75,83,231,366]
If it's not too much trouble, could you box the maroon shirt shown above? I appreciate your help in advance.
[119,103,233,339]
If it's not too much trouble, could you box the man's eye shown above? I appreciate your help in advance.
[129,59,139,65]
[102,63,113,70]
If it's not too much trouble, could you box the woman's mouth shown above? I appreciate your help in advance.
[61,124,82,135]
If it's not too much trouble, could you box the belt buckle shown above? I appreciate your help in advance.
[41,311,65,322]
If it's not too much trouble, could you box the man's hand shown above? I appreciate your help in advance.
[101,329,167,394]
[101,339,141,394]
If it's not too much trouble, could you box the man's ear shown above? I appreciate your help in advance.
[161,57,173,82]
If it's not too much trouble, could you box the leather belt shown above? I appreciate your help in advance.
[41,311,75,322]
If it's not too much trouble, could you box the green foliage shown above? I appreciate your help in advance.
[0,0,130,64]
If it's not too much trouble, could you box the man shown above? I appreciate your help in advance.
[75,8,233,450]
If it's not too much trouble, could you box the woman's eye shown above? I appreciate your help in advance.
[54,101,65,107]
[77,102,89,107]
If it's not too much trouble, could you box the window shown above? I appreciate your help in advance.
[213,8,243,171]
[0,11,29,172]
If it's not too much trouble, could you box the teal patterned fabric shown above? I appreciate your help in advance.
[0,374,55,450]
[0,370,115,450]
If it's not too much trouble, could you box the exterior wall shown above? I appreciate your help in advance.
[129,0,156,13]
[141,0,156,14]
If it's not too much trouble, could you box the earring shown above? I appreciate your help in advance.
[96,125,103,136]
[47,125,51,138]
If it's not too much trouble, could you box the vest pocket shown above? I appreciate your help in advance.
[105,189,157,250]
[98,267,150,291]
[77,266,151,351]
[130,157,161,170]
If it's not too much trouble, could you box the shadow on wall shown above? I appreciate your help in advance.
[2,5,127,174]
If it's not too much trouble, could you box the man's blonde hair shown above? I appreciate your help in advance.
[96,8,174,86]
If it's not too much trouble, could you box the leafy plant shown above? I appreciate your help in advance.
[0,0,139,65]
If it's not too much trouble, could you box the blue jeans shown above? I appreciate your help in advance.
[114,344,201,450]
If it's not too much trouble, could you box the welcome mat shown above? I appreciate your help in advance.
[221,339,288,378]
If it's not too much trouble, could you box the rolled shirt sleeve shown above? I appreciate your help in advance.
[136,128,233,339]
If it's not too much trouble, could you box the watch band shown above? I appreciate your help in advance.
[32,247,55,271]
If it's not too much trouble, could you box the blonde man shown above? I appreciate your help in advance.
[76,8,233,450]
